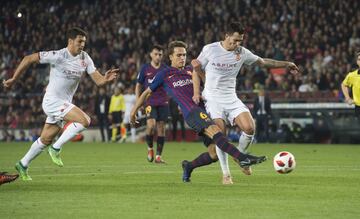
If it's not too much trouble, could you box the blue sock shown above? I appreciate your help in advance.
[212,132,247,161]
[189,152,217,170]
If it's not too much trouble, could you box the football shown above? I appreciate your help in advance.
[273,151,296,174]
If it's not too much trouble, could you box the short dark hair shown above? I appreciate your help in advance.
[168,41,187,55]
[225,22,245,35]
[151,44,164,52]
[66,27,87,40]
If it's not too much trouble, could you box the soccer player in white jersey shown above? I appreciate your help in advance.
[3,27,119,181]
[123,85,137,143]
[192,22,299,184]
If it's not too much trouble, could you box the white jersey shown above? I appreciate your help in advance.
[197,42,259,102]
[123,94,136,114]
[39,48,96,102]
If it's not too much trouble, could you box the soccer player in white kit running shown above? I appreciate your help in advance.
[192,22,299,184]
[123,85,137,143]
[3,27,119,181]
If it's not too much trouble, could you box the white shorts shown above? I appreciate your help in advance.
[204,98,250,126]
[42,97,75,127]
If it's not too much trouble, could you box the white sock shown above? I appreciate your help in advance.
[216,145,230,177]
[131,127,136,143]
[20,138,47,167]
[238,132,254,153]
[53,122,86,150]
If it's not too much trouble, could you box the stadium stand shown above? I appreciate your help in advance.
[1,0,359,142]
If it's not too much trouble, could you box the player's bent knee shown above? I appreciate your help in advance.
[147,124,156,134]
[157,122,166,135]
[243,125,255,135]
[40,137,52,146]
[205,125,221,136]
[81,115,91,128]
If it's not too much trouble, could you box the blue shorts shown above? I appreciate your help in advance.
[145,105,169,122]
[185,107,214,133]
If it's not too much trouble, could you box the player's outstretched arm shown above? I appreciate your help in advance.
[191,59,204,104]
[255,58,299,75]
[90,68,120,87]
[3,53,40,88]
[130,88,152,125]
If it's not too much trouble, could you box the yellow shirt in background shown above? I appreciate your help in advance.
[343,69,360,105]
[109,94,125,113]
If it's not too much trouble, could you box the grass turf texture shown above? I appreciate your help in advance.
[1,142,359,219]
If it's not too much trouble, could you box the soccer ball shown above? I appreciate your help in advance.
[273,151,296,174]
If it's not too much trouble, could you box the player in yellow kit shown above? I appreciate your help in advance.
[109,86,126,142]
[342,52,360,119]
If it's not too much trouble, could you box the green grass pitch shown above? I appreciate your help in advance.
[1,142,359,219]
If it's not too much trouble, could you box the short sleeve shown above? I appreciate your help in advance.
[137,64,146,84]
[85,54,96,74]
[149,69,166,91]
[39,50,60,64]
[342,74,352,87]
[242,47,260,65]
[197,46,210,70]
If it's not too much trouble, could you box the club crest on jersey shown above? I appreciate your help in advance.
[235,47,242,61]
[81,60,86,67]
[200,112,208,119]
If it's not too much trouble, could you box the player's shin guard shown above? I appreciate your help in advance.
[238,132,253,153]
[53,122,86,150]
[20,138,47,167]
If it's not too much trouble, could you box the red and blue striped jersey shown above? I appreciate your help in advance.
[149,65,196,118]
[137,63,168,106]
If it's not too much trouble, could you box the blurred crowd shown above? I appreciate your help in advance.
[1,0,360,130]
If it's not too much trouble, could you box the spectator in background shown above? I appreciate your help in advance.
[95,87,111,142]
[298,76,318,92]
[16,130,29,142]
[252,88,272,142]
[1,0,360,132]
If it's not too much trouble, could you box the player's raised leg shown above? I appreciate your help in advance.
[234,112,255,175]
[203,125,266,167]
[16,123,61,180]
[48,106,90,167]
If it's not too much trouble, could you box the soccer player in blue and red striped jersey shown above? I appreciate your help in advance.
[136,45,168,163]
[130,41,267,183]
